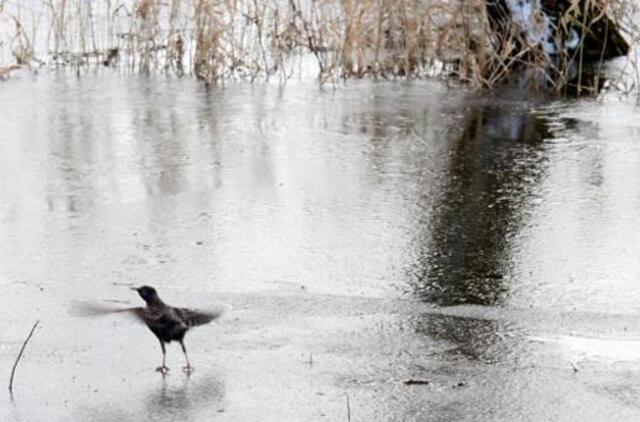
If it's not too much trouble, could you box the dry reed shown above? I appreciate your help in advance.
[0,0,637,92]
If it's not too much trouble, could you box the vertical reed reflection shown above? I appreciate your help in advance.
[409,100,552,305]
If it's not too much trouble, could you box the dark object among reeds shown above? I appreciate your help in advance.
[484,0,630,92]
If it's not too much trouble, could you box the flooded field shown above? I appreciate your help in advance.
[2,73,640,421]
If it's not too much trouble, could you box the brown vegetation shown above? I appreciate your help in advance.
[0,0,637,92]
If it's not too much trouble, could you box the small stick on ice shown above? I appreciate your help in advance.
[9,319,40,395]
[571,361,579,373]
[345,392,351,422]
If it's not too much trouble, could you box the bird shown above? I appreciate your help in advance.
[71,285,222,374]
[130,285,221,374]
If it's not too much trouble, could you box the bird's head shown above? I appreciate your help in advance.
[132,285,160,304]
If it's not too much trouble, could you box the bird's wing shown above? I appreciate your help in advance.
[70,301,142,317]
[70,301,170,327]
[70,301,221,329]
[174,307,222,327]
[106,306,189,332]
[123,307,162,328]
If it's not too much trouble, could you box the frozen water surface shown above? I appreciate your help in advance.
[2,74,640,421]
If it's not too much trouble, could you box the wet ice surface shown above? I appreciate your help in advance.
[2,74,640,421]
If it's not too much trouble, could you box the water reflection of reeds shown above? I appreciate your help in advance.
[408,97,552,306]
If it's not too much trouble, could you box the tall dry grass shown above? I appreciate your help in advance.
[0,0,638,92]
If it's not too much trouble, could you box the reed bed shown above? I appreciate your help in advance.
[0,0,638,91]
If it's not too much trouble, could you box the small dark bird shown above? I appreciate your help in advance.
[71,286,221,374]
[129,285,221,374]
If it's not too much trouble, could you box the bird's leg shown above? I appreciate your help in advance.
[179,339,193,373]
[156,340,170,374]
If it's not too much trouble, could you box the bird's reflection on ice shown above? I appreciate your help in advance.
[143,371,225,422]
[70,370,225,422]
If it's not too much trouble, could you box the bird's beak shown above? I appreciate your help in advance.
[130,287,139,291]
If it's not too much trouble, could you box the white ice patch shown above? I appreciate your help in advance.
[566,29,581,50]
[540,14,558,55]
[532,334,640,362]
[504,0,559,56]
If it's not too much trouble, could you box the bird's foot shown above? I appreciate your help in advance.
[156,365,170,375]
[182,365,194,374]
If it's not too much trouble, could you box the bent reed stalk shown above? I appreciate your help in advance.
[0,0,638,92]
